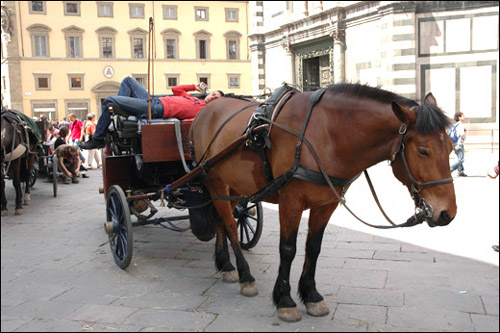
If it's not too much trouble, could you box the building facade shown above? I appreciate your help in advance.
[1,1,251,121]
[249,1,499,148]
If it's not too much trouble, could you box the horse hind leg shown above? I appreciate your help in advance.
[215,225,239,283]
[208,180,258,296]
[299,204,338,318]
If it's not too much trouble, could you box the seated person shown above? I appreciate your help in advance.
[80,76,224,150]
[54,144,81,184]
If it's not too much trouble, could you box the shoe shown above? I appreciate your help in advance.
[80,165,88,172]
[72,176,79,184]
[458,172,467,177]
[80,139,105,150]
[97,164,102,169]
[82,174,89,179]
[493,244,499,252]
[63,176,71,184]
[107,103,129,117]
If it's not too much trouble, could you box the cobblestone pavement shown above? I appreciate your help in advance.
[1,150,499,332]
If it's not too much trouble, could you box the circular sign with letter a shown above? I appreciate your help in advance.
[104,66,114,78]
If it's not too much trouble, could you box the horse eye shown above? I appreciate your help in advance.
[418,148,429,157]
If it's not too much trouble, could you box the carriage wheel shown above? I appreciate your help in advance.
[29,168,37,188]
[52,155,58,197]
[236,202,263,250]
[106,185,133,269]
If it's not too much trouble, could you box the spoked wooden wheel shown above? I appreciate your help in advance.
[51,155,58,197]
[105,185,133,269]
[235,202,263,250]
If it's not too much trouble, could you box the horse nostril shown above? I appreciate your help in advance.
[439,210,452,226]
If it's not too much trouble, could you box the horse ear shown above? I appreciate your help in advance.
[391,101,415,125]
[424,92,437,105]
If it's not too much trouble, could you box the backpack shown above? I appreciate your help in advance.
[448,124,459,143]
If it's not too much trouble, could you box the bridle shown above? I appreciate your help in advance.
[390,124,454,223]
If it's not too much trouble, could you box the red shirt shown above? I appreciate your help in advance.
[159,85,206,119]
[69,119,83,141]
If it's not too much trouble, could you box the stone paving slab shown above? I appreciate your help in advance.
[1,151,499,331]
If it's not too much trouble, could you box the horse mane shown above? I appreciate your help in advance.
[326,83,450,134]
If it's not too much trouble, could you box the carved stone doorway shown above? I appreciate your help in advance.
[296,45,333,91]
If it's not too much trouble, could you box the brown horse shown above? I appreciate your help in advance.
[190,83,457,322]
[1,110,38,215]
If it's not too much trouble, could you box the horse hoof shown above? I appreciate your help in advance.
[23,200,31,206]
[306,300,330,317]
[278,307,302,322]
[222,270,239,283]
[1,210,7,216]
[240,281,258,297]
[15,209,23,215]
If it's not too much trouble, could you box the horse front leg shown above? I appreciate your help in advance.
[299,203,338,317]
[273,198,303,322]
[208,180,258,296]
[1,169,7,215]
[23,160,31,206]
[12,160,23,215]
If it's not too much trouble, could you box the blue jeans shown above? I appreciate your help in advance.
[94,77,164,140]
[450,145,465,173]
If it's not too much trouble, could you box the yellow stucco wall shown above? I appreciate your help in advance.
[12,1,250,120]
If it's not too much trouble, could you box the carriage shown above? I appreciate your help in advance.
[100,97,264,269]
[98,83,458,322]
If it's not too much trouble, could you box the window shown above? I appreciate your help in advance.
[225,8,239,22]
[228,40,238,59]
[32,101,57,121]
[195,7,209,21]
[96,27,117,59]
[63,26,84,58]
[196,74,211,88]
[133,38,144,59]
[227,74,240,88]
[27,24,51,58]
[224,31,242,60]
[128,28,147,59]
[68,36,81,58]
[29,1,46,14]
[162,28,181,59]
[65,101,89,121]
[163,5,177,20]
[166,75,180,88]
[199,40,207,59]
[64,2,80,16]
[97,2,113,17]
[34,35,48,57]
[102,37,113,58]
[132,75,147,87]
[166,39,177,59]
[194,30,211,60]
[129,4,144,18]
[68,74,84,90]
[34,73,51,90]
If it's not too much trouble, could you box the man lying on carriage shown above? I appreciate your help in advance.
[80,76,224,150]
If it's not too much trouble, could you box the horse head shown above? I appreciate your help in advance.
[390,93,457,227]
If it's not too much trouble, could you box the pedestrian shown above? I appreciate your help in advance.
[54,126,69,150]
[54,144,80,184]
[68,113,83,146]
[84,113,101,169]
[449,112,467,177]
[80,76,224,150]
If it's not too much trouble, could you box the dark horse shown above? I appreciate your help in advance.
[1,110,38,216]
[190,83,457,322]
